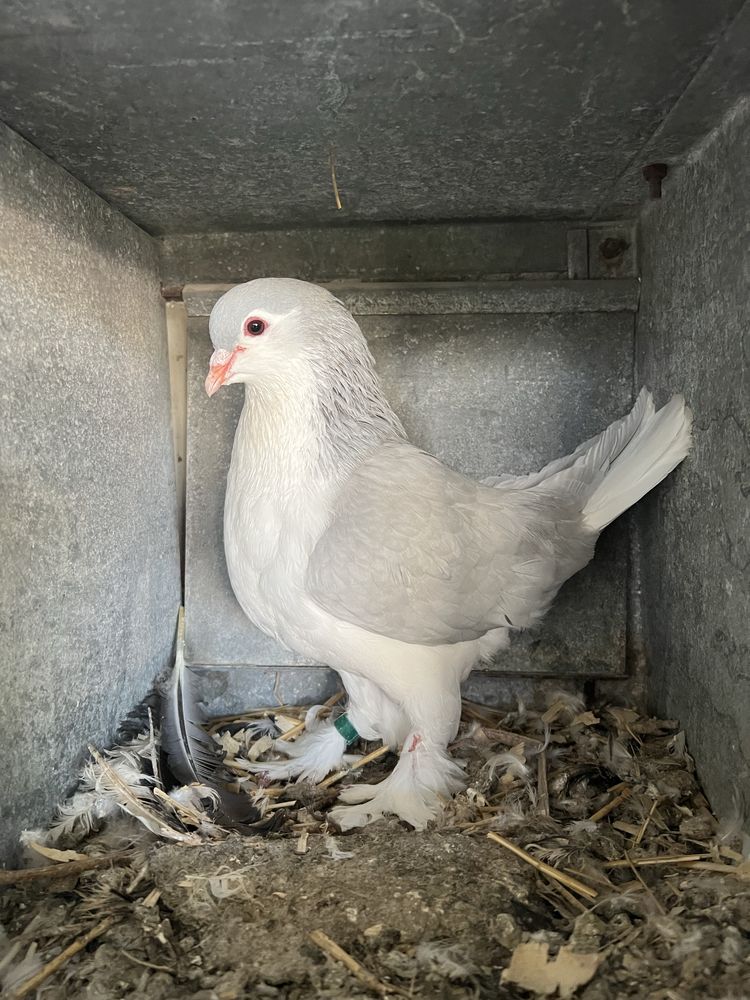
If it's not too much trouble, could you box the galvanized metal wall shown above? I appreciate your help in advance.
[0,126,181,861]
[637,99,750,821]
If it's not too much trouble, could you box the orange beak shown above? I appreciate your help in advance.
[205,347,244,397]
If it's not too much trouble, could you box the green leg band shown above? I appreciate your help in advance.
[334,713,360,746]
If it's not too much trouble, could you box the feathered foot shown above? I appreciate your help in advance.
[245,712,355,783]
[329,732,466,830]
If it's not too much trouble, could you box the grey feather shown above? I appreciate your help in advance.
[160,610,259,826]
[305,388,691,647]
[305,440,595,644]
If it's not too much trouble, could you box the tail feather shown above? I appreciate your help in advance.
[582,390,692,532]
[486,388,653,492]
[489,388,692,532]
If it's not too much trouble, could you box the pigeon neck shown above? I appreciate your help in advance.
[309,358,406,474]
[236,362,405,484]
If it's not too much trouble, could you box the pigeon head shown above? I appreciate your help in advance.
[205,277,360,397]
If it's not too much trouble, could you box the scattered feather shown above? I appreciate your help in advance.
[0,939,42,995]
[490,803,530,834]
[483,749,531,785]
[244,716,281,739]
[544,690,586,724]
[325,835,354,861]
[208,873,248,899]
[416,941,478,980]
[168,783,221,812]
[40,788,117,845]
[89,746,202,844]
[7,692,750,1000]
[567,819,599,837]
[161,610,259,826]
[525,841,580,867]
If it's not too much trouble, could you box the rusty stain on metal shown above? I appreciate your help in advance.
[599,237,629,263]
[160,284,184,301]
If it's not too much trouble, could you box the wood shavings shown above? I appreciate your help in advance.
[612,820,642,837]
[537,751,550,816]
[501,940,602,997]
[605,853,710,868]
[588,786,631,822]
[6,694,750,998]
[213,730,242,757]
[0,852,131,886]
[142,887,161,907]
[308,929,404,996]
[606,706,640,733]
[488,833,598,899]
[317,743,392,789]
[572,711,600,727]
[275,715,307,742]
[24,842,89,864]
[5,917,115,999]
[246,733,275,761]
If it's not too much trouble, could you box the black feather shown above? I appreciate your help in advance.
[160,610,261,827]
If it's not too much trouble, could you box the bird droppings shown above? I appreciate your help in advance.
[1,695,749,999]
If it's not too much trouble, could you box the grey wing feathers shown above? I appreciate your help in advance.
[305,441,596,646]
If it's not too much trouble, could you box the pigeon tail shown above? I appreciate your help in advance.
[582,389,693,532]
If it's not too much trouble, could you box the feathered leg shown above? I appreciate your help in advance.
[339,670,411,747]
[243,672,408,783]
[242,703,355,783]
[330,662,466,830]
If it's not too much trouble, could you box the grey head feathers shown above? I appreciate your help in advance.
[209,278,407,466]
[209,277,343,352]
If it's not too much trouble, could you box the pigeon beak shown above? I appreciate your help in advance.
[205,347,243,397]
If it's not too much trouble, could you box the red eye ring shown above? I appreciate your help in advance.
[243,317,266,337]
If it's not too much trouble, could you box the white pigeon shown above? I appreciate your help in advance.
[205,278,692,830]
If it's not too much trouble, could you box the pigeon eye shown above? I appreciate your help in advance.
[244,317,266,337]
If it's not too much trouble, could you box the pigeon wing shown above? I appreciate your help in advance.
[305,441,593,646]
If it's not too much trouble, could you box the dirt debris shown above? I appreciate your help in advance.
[1,694,749,998]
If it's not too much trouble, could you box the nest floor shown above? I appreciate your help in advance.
[1,696,749,999]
